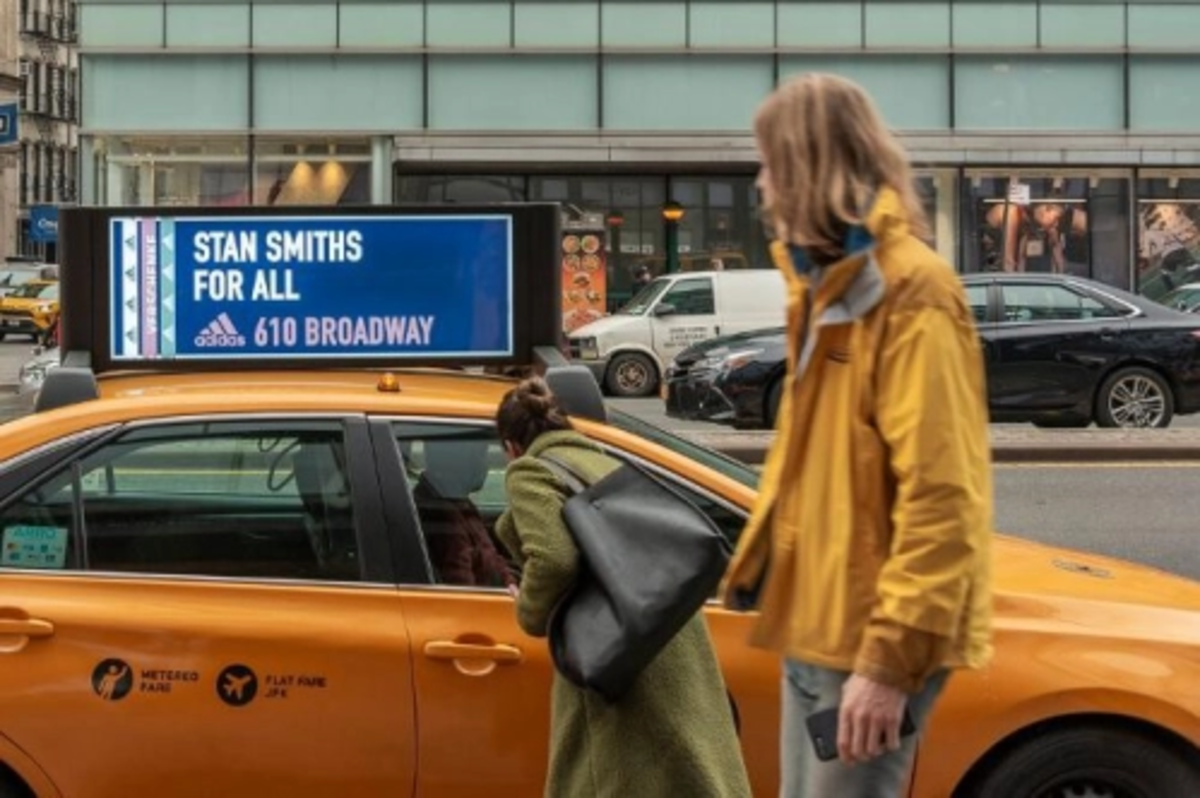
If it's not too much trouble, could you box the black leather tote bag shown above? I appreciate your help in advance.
[538,452,732,702]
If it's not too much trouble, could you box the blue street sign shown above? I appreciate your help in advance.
[0,103,17,146]
[29,205,59,243]
[109,215,514,361]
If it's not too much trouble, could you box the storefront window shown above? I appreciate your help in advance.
[92,136,250,207]
[960,172,1132,290]
[254,139,371,206]
[395,175,526,204]
[1135,172,1200,300]
[670,176,765,276]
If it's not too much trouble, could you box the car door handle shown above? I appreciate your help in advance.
[423,641,523,663]
[0,618,54,638]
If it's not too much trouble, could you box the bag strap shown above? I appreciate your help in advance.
[537,452,589,496]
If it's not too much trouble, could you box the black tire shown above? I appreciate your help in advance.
[604,352,658,398]
[964,725,1200,798]
[0,767,34,798]
[1095,366,1174,428]
[764,378,783,429]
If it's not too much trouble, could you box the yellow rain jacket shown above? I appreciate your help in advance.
[720,188,994,692]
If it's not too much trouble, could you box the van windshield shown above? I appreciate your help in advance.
[617,278,669,316]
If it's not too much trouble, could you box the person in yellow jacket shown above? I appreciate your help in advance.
[720,73,994,797]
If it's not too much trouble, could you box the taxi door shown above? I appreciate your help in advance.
[374,419,553,797]
[0,418,416,798]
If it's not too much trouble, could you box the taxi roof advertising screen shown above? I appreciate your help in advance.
[110,215,513,361]
[58,204,561,372]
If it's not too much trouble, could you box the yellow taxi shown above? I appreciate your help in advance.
[0,203,1195,797]
[0,363,1196,798]
[0,279,59,342]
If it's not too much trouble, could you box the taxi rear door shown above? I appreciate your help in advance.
[0,417,416,798]
[373,419,552,797]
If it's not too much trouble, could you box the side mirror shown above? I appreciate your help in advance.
[652,303,676,317]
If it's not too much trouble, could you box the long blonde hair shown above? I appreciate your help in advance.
[754,73,929,255]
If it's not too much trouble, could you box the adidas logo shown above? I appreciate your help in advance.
[194,313,246,348]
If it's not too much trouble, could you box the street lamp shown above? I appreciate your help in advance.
[661,200,685,274]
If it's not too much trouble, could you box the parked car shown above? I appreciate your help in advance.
[567,269,785,398]
[0,278,60,343]
[666,273,1200,430]
[1,361,1198,797]
[1159,282,1200,314]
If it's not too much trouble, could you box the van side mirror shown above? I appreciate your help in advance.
[653,303,676,317]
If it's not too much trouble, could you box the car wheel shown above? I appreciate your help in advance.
[964,726,1200,798]
[1095,367,1174,428]
[764,379,783,429]
[604,352,657,398]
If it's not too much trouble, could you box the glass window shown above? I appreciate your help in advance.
[964,284,989,324]
[1039,3,1123,48]
[961,174,1132,291]
[689,1,773,47]
[166,3,250,47]
[1130,58,1200,133]
[601,1,686,47]
[253,56,422,132]
[1128,4,1200,49]
[1134,174,1200,299]
[427,1,511,47]
[82,56,248,132]
[1159,285,1200,312]
[952,2,1036,47]
[1000,283,1126,323]
[514,1,599,47]
[252,2,336,47]
[669,176,765,277]
[603,56,773,132]
[777,0,862,47]
[780,56,950,130]
[339,1,423,47]
[96,136,251,207]
[0,422,361,582]
[396,175,527,204]
[254,138,371,206]
[78,4,163,47]
[392,423,515,589]
[660,277,715,316]
[954,57,1124,131]
[864,2,950,47]
[428,56,598,131]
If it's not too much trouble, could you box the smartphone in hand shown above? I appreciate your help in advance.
[805,706,917,762]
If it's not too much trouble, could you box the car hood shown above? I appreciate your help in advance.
[994,535,1200,643]
[674,327,786,367]
[1,297,54,311]
[569,314,643,340]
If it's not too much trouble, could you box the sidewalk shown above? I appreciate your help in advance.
[680,426,1200,464]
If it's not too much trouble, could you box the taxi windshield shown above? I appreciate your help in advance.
[617,278,669,316]
[608,408,759,489]
[7,282,57,300]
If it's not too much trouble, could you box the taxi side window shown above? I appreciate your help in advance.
[392,423,516,590]
[660,278,715,315]
[0,421,361,582]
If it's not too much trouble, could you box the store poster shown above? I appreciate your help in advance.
[1136,202,1200,299]
[976,186,1090,275]
[561,229,607,333]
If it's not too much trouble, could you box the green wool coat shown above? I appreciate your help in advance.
[495,430,752,798]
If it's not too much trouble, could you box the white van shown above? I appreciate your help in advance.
[568,269,786,397]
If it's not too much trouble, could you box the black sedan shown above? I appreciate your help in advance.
[666,273,1200,430]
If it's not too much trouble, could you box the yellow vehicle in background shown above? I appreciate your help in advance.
[0,279,60,342]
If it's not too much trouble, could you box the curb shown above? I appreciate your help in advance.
[679,432,1200,466]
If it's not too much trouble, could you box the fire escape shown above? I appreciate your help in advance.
[18,1,78,209]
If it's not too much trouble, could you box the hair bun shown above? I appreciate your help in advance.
[515,376,555,419]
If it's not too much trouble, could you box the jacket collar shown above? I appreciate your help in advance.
[522,429,598,459]
[771,187,909,324]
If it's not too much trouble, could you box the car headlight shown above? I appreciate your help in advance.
[573,336,599,360]
[694,348,764,372]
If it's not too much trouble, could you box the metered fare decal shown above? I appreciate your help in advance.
[91,658,201,701]
[91,659,326,705]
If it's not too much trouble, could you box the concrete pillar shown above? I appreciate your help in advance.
[371,135,393,205]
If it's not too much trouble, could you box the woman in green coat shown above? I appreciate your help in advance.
[494,376,752,798]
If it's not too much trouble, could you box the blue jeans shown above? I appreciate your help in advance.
[780,659,950,798]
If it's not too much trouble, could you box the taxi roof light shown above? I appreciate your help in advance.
[377,373,402,393]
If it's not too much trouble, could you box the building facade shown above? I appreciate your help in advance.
[77,0,1200,306]
[1,0,79,263]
